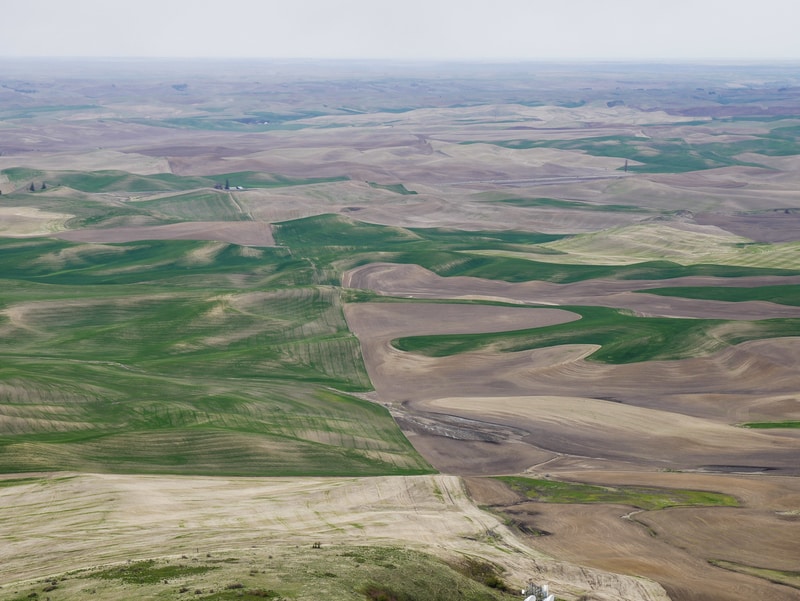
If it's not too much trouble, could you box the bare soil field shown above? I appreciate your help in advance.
[466,472,800,601]
[344,262,800,319]
[0,149,171,175]
[343,285,800,598]
[344,300,800,471]
[694,211,800,243]
[56,220,275,246]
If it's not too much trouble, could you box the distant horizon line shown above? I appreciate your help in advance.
[3,55,800,64]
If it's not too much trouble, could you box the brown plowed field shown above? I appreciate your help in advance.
[56,221,275,246]
[344,262,800,320]
[343,264,800,600]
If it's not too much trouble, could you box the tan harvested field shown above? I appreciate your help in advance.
[0,206,73,236]
[2,60,800,600]
[0,473,669,601]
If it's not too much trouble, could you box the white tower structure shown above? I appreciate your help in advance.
[522,582,555,601]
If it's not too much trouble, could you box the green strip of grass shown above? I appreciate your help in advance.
[0,238,305,286]
[149,109,330,131]
[8,168,347,196]
[471,132,800,173]
[392,305,800,364]
[367,181,417,195]
[638,284,800,306]
[56,171,214,193]
[274,214,795,285]
[0,477,45,489]
[0,359,429,477]
[709,559,800,590]
[403,254,800,283]
[94,560,218,584]
[486,197,644,213]
[0,167,45,184]
[495,476,738,510]
[214,172,348,188]
[740,421,800,429]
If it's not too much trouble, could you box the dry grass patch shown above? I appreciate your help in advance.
[535,222,798,267]
[0,207,74,237]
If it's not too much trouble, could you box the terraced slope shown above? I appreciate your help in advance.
[0,236,431,476]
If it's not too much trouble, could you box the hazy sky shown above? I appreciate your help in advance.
[3,0,799,61]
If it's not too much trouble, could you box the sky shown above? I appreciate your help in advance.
[2,0,799,61]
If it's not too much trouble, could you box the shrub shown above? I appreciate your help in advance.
[455,557,508,592]
[363,585,401,601]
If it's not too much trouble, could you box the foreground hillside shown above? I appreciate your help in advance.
[0,473,670,601]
